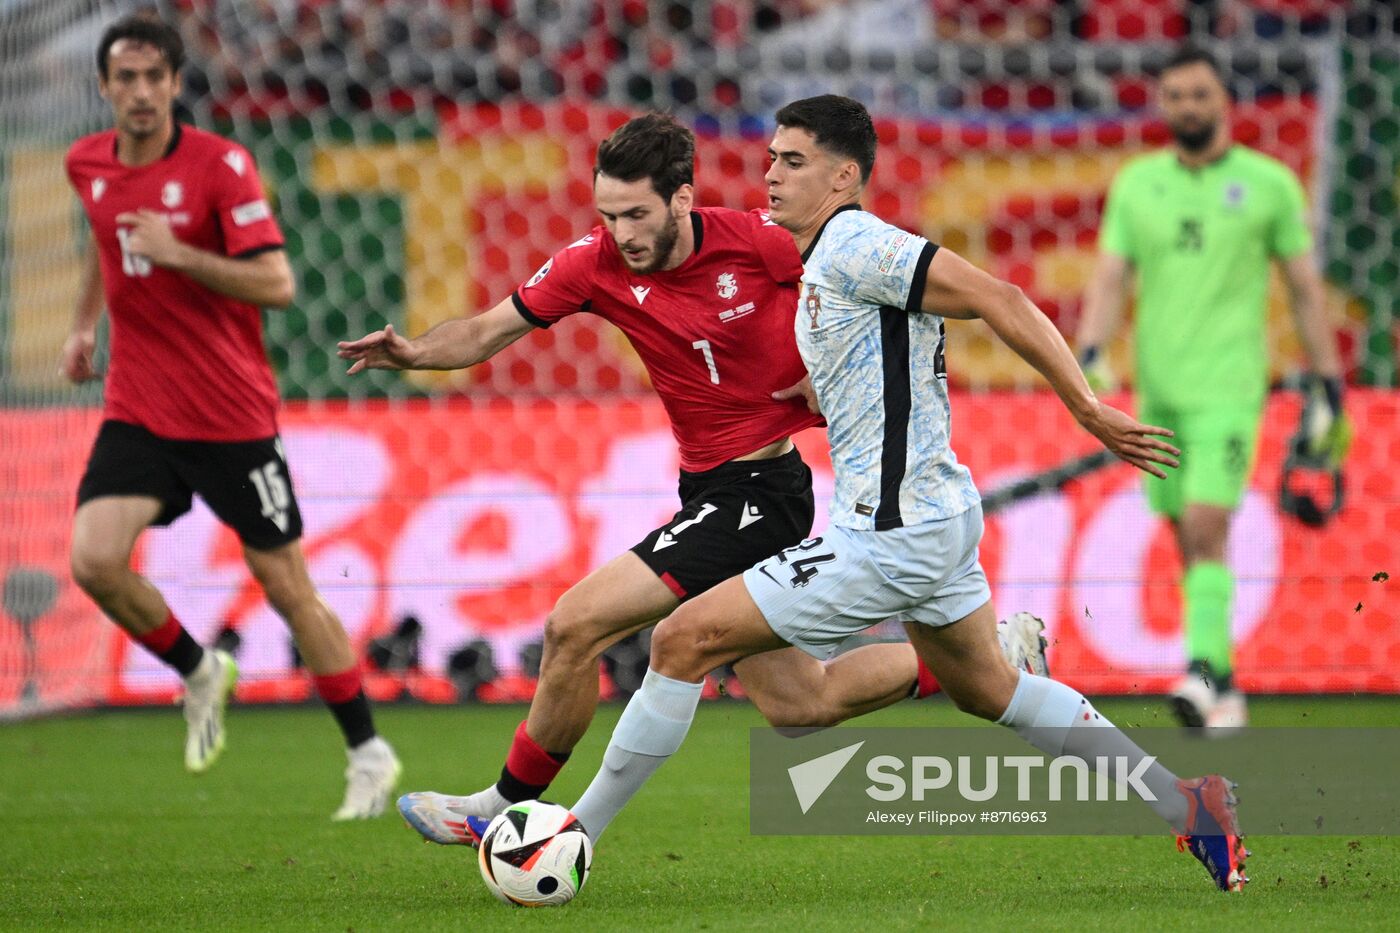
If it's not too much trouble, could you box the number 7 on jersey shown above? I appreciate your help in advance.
[691,339,720,384]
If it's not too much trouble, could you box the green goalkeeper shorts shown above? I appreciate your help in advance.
[1137,398,1263,518]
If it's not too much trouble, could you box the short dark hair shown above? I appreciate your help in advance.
[594,113,695,203]
[774,95,877,183]
[97,14,184,79]
[1159,45,1226,85]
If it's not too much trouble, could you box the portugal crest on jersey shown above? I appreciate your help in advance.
[716,272,738,299]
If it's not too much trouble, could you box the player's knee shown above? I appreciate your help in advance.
[948,660,1021,721]
[943,678,1008,722]
[541,603,609,666]
[648,613,711,681]
[70,546,126,599]
[946,690,1001,721]
[245,548,313,614]
[1179,511,1230,563]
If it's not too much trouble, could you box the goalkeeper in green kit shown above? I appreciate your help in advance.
[1077,46,1348,731]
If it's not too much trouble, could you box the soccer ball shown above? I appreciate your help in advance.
[478,801,592,907]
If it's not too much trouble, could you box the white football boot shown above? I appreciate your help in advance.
[333,736,403,820]
[182,649,237,774]
[1205,690,1248,735]
[999,611,1051,677]
[1169,671,1218,729]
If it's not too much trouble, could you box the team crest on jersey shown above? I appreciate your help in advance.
[716,272,738,299]
[804,288,822,329]
[524,258,553,288]
[222,150,247,176]
[1223,182,1247,210]
[90,178,107,202]
[161,181,183,208]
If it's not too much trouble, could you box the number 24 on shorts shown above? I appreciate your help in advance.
[773,537,836,588]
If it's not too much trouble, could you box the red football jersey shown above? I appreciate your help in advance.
[65,124,285,441]
[513,208,823,471]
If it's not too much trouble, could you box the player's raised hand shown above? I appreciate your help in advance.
[60,330,98,382]
[1080,402,1181,479]
[114,209,185,268]
[772,374,821,414]
[337,324,419,374]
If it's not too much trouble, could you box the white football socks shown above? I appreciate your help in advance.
[997,671,1188,831]
[571,668,703,841]
[462,784,510,818]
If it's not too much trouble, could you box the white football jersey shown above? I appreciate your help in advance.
[796,205,980,531]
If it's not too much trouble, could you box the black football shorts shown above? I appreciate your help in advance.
[632,447,815,600]
[76,419,303,550]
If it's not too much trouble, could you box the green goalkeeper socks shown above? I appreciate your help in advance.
[1184,561,1234,683]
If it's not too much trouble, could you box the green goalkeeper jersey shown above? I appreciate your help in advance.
[1098,145,1312,409]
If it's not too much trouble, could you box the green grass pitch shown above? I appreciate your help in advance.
[3,697,1399,931]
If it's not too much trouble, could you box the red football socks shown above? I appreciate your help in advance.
[134,612,204,678]
[497,720,570,802]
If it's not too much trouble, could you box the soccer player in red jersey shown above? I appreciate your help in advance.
[62,15,399,819]
[339,114,1048,845]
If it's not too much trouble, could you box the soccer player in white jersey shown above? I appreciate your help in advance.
[566,96,1248,893]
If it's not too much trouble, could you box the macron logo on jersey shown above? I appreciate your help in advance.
[222,151,247,177]
[630,285,652,305]
[91,178,107,202]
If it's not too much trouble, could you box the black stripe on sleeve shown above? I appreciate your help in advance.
[875,306,912,530]
[903,241,939,314]
[511,291,551,329]
[234,243,284,259]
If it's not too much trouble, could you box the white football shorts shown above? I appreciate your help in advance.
[742,505,991,660]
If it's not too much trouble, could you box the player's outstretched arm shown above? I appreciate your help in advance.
[115,209,295,308]
[61,234,104,383]
[336,295,534,374]
[917,247,1180,478]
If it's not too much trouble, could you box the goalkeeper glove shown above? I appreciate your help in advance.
[1302,374,1352,469]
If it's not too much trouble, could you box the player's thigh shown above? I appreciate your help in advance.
[631,449,815,602]
[545,550,679,655]
[741,525,923,662]
[1138,398,1183,518]
[903,600,1018,719]
[71,495,165,576]
[75,419,192,534]
[1179,406,1262,510]
[179,435,305,551]
[652,575,791,678]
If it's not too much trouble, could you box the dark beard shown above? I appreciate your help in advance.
[1171,121,1217,153]
[634,213,680,275]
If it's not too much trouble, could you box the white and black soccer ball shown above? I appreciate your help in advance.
[478,801,592,907]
